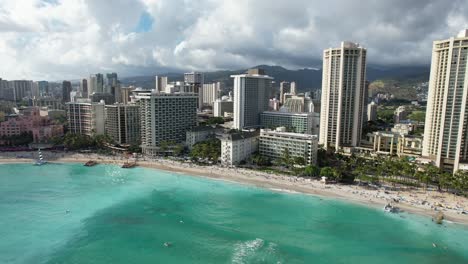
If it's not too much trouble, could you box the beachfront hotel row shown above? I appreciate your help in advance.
[1,30,468,174]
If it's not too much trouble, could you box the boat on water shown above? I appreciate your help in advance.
[34,149,47,166]
[122,162,137,168]
[84,160,98,167]
[384,203,399,213]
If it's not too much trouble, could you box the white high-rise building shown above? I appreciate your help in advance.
[232,69,273,130]
[135,91,198,156]
[155,76,168,92]
[88,75,97,96]
[279,81,291,104]
[367,101,377,122]
[422,29,468,173]
[319,41,367,151]
[202,82,221,106]
[66,101,106,136]
[290,81,297,95]
[184,72,204,110]
[105,104,140,145]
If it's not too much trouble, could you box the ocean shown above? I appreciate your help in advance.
[0,163,467,263]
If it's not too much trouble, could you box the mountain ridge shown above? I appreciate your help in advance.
[120,64,430,94]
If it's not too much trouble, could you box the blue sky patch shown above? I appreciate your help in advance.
[135,11,154,33]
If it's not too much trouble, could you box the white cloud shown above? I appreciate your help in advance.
[0,0,466,80]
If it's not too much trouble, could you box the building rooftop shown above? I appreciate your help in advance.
[188,125,216,132]
[260,128,318,140]
[224,131,259,141]
[261,111,314,117]
[230,68,273,79]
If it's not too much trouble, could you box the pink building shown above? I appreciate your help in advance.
[0,107,63,143]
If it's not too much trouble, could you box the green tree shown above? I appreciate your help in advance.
[320,167,334,178]
[453,170,468,195]
[190,138,221,162]
[205,117,225,125]
[173,144,185,156]
[304,165,320,177]
[293,156,306,166]
[281,148,292,167]
[128,143,142,153]
[251,153,271,166]
[93,134,113,148]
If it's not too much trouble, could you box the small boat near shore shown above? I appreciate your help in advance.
[122,162,137,168]
[384,203,399,213]
[34,149,47,166]
[84,160,98,167]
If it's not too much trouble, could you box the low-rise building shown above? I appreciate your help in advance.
[360,131,422,157]
[0,107,63,143]
[213,99,233,117]
[259,127,318,165]
[66,101,106,136]
[220,131,259,166]
[391,122,416,135]
[186,126,217,149]
[105,104,140,145]
[32,97,64,110]
[260,111,319,135]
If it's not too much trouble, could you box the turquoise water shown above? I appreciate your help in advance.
[0,163,467,264]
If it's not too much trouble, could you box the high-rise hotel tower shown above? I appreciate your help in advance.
[232,69,273,130]
[423,29,468,173]
[319,41,367,151]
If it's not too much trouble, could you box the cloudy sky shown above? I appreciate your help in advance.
[0,0,467,80]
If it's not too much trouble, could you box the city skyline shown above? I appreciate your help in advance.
[0,0,467,80]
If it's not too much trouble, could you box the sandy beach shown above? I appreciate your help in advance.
[1,151,467,225]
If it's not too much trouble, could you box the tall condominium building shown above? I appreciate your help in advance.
[260,111,320,135]
[120,86,136,104]
[88,73,104,94]
[31,82,40,98]
[279,81,291,104]
[135,92,197,156]
[423,29,468,173]
[155,76,168,92]
[66,101,105,136]
[184,72,204,110]
[290,81,297,95]
[259,128,318,165]
[320,41,367,151]
[105,73,118,93]
[283,95,306,113]
[9,80,33,101]
[232,69,273,130]
[88,75,96,95]
[81,79,88,98]
[0,79,10,100]
[105,104,140,145]
[367,101,377,121]
[62,81,72,102]
[37,81,49,96]
[202,82,222,106]
[394,105,409,124]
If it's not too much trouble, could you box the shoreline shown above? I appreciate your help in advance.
[1,152,467,226]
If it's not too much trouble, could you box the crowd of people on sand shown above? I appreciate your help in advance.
[1,150,467,221]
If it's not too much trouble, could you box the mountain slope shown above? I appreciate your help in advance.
[120,64,430,95]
